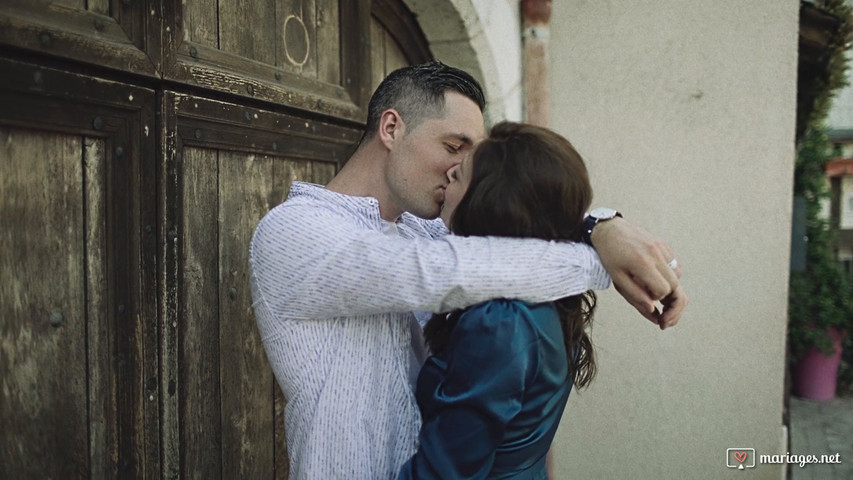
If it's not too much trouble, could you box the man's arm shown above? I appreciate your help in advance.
[249,203,610,320]
[591,217,688,329]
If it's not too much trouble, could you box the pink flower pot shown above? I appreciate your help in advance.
[792,327,846,402]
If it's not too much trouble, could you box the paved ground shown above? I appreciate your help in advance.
[788,394,853,480]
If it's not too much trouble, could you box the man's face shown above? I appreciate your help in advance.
[385,91,485,220]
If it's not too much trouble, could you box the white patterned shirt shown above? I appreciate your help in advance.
[248,182,610,480]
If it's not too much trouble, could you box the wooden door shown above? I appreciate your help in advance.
[160,92,358,479]
[0,58,158,479]
[0,1,432,478]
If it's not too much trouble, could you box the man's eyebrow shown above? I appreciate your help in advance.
[453,134,475,146]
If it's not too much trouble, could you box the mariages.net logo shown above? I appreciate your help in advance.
[727,447,841,469]
[726,448,755,469]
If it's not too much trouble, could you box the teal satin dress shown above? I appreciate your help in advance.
[399,299,574,479]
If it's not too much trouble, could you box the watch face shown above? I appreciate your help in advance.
[589,207,618,220]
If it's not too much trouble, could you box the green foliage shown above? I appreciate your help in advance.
[790,130,852,357]
[789,0,853,360]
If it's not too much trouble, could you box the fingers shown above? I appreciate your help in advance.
[613,270,688,330]
[654,259,680,301]
[639,244,682,304]
[612,272,660,325]
[658,285,688,329]
[630,257,673,300]
[666,247,683,278]
[592,216,687,329]
[670,258,683,278]
[657,244,682,281]
[653,250,685,330]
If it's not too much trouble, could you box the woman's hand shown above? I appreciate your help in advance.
[590,217,688,329]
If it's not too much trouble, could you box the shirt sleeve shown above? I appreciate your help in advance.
[249,200,610,320]
[421,217,451,239]
[397,300,539,480]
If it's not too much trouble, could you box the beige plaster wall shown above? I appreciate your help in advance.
[546,1,799,478]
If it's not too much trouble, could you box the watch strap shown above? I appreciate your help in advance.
[581,210,622,246]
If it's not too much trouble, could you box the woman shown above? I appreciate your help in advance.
[398,122,601,479]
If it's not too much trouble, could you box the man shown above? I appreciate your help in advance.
[249,61,687,479]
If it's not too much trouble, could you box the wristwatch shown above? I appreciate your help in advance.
[582,207,622,246]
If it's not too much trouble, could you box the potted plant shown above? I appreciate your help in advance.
[788,0,853,402]
[839,309,853,396]
[788,129,853,402]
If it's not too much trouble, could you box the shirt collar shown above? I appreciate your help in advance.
[288,182,447,238]
[289,181,385,228]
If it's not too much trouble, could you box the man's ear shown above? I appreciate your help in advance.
[378,109,405,148]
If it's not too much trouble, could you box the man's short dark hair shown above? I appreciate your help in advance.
[362,61,486,141]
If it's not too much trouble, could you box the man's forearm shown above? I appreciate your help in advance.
[249,209,610,320]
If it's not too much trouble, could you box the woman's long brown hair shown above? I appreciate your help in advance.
[423,121,598,388]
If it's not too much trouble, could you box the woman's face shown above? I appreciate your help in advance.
[439,151,474,229]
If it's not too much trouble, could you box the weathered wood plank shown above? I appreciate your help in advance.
[273,383,289,480]
[340,0,373,110]
[84,137,115,479]
[276,0,317,77]
[371,0,432,65]
[52,0,85,10]
[312,159,337,185]
[369,15,385,93]
[0,58,157,479]
[316,0,340,85]
[368,8,425,100]
[0,1,158,76]
[184,0,219,48]
[160,92,182,480]
[0,128,88,479]
[173,94,361,166]
[271,157,311,207]
[164,0,364,123]
[179,146,223,479]
[112,114,146,480]
[135,85,161,480]
[88,0,110,16]
[384,32,408,75]
[219,0,277,65]
[219,151,276,479]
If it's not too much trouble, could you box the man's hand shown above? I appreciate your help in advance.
[591,217,688,329]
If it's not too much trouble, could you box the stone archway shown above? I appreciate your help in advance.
[402,0,517,124]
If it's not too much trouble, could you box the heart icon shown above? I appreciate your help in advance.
[734,451,747,464]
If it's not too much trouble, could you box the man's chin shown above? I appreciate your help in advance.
[412,206,441,220]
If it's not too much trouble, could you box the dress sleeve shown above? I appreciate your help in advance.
[250,201,610,321]
[398,301,540,480]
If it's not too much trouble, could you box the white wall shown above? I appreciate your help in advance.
[411,0,798,477]
[828,48,853,130]
[546,1,798,478]
[842,176,853,229]
[470,0,523,121]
